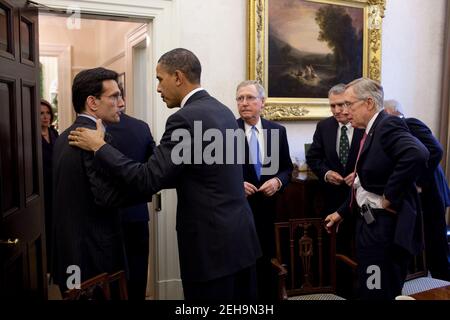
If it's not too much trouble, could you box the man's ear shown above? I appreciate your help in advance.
[261,97,266,110]
[86,95,98,112]
[366,97,375,111]
[174,70,184,86]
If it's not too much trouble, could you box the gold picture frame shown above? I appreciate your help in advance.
[248,0,386,121]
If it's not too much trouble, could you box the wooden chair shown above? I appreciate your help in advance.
[63,270,129,300]
[108,270,128,300]
[271,218,352,300]
[63,273,111,301]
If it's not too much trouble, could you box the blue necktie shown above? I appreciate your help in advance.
[250,126,262,180]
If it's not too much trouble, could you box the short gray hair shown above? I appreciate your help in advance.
[236,80,266,98]
[384,99,404,115]
[345,77,384,110]
[328,83,346,97]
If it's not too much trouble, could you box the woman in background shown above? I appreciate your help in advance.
[40,99,58,271]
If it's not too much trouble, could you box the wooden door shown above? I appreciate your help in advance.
[0,0,46,299]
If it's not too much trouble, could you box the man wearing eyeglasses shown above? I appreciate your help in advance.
[52,67,132,294]
[67,49,262,301]
[236,80,293,300]
[106,85,157,300]
[306,83,364,298]
[324,78,429,300]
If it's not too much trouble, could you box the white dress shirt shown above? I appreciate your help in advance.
[243,118,265,163]
[180,87,205,108]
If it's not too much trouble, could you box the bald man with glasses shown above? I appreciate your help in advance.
[236,80,293,301]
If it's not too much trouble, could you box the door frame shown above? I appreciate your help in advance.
[39,43,72,132]
[37,0,183,299]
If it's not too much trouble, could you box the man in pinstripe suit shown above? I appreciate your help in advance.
[52,67,139,294]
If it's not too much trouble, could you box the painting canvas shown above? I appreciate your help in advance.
[118,72,125,98]
[268,0,363,98]
[248,0,386,120]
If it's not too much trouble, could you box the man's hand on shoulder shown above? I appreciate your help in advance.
[69,119,106,152]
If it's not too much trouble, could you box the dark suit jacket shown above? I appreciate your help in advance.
[237,117,293,256]
[306,116,364,215]
[95,90,262,282]
[403,118,450,269]
[107,113,156,222]
[403,117,450,210]
[52,116,135,288]
[338,112,429,255]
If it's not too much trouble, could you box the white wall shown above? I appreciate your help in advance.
[177,0,447,162]
[382,0,446,135]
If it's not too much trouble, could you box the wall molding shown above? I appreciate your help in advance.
[39,43,73,131]
[101,51,125,68]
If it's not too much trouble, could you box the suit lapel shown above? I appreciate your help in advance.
[346,128,363,172]
[237,118,250,162]
[360,111,386,157]
[327,118,340,166]
[261,118,271,165]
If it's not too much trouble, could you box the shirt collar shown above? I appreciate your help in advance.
[338,122,352,130]
[243,117,262,134]
[181,87,204,108]
[79,113,106,131]
[366,111,381,134]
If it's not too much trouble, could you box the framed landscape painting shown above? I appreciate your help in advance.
[248,0,386,120]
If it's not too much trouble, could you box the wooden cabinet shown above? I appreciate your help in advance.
[275,175,325,221]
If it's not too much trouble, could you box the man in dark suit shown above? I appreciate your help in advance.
[325,78,429,300]
[52,67,132,293]
[235,80,293,300]
[68,48,262,301]
[384,99,450,281]
[107,95,156,299]
[306,83,364,297]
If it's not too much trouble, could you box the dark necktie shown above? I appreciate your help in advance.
[339,126,349,166]
[249,126,262,180]
[349,132,368,208]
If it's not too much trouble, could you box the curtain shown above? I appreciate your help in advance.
[439,1,450,224]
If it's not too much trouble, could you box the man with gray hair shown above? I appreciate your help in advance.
[307,83,364,298]
[385,99,450,281]
[325,77,429,299]
[236,80,293,300]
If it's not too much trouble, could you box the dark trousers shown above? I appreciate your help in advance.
[122,221,149,300]
[255,256,278,301]
[421,194,450,281]
[334,214,357,299]
[355,210,410,300]
[182,264,257,301]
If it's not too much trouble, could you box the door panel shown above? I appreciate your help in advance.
[0,0,14,59]
[0,78,20,216]
[0,0,45,299]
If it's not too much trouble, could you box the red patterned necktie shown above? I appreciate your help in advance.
[349,132,368,208]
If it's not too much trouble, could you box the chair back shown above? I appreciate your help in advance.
[273,218,337,297]
[63,273,111,300]
[63,270,129,300]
